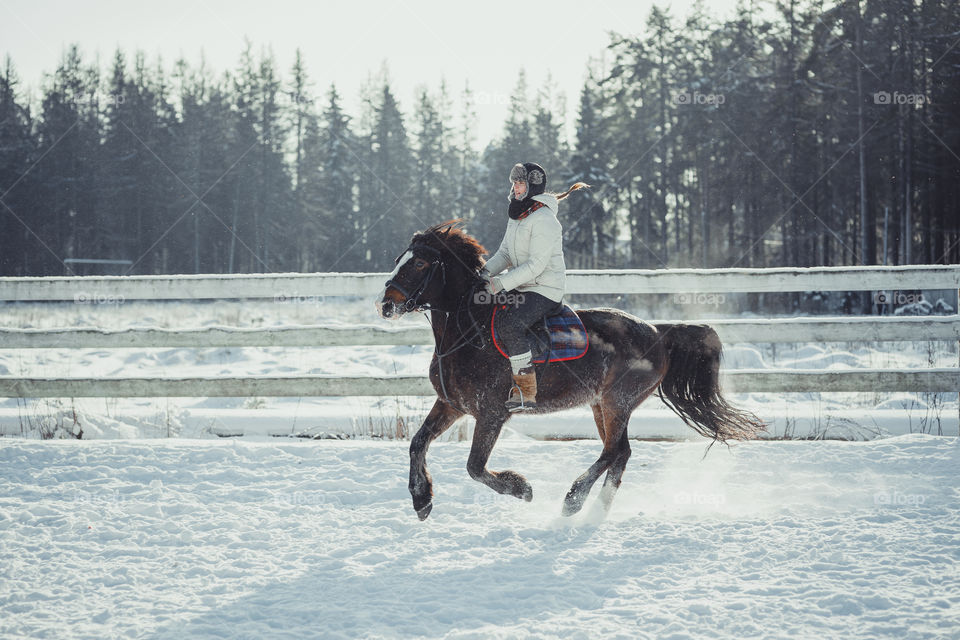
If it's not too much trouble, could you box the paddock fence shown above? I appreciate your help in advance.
[0,265,958,398]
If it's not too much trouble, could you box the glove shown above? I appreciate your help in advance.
[485,276,503,295]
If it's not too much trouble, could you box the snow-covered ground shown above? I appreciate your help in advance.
[1,298,958,637]
[1,435,957,639]
[1,298,957,440]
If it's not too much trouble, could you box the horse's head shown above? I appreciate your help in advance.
[377,220,486,319]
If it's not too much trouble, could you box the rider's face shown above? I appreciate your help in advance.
[513,180,527,199]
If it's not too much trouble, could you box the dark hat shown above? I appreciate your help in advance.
[508,162,547,200]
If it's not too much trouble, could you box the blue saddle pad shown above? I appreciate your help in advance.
[491,303,589,364]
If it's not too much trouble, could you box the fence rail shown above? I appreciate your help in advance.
[0,369,957,398]
[1,316,958,349]
[2,265,958,300]
[0,266,957,398]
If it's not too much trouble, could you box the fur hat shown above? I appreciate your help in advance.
[508,162,547,201]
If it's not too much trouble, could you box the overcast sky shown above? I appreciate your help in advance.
[1,0,740,147]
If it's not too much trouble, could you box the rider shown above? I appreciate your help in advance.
[482,162,586,412]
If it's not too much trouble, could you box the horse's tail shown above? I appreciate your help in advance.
[654,323,766,444]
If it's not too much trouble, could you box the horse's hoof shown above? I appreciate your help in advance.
[562,492,586,517]
[416,502,433,521]
[497,470,533,502]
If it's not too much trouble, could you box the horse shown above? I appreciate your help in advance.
[377,221,765,521]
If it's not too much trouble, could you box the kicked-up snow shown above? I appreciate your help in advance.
[1,434,957,639]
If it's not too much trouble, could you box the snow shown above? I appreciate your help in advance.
[1,297,958,636]
[1,435,957,638]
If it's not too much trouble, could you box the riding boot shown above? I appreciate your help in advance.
[506,351,537,412]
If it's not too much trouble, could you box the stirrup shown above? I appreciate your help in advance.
[505,384,536,413]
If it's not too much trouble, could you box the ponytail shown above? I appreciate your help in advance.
[554,182,591,201]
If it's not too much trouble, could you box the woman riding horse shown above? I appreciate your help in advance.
[378,222,765,521]
[483,162,587,412]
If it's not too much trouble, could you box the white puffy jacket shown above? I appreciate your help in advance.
[483,194,566,303]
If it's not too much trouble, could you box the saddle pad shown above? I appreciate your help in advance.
[491,303,589,363]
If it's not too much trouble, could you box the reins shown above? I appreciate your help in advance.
[431,279,488,404]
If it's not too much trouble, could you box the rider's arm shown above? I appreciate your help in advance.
[482,242,511,277]
[494,215,560,293]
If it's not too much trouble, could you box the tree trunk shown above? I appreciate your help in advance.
[855,2,872,266]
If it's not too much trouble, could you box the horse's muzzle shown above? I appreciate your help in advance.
[377,297,400,319]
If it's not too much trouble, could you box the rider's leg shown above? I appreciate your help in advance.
[496,291,558,411]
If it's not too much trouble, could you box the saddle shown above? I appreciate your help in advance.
[491,303,589,364]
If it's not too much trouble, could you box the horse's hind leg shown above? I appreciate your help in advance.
[591,403,606,440]
[598,428,632,513]
[466,411,533,502]
[596,387,660,514]
[562,449,616,517]
[562,405,631,517]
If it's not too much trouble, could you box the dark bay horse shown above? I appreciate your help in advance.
[377,221,765,520]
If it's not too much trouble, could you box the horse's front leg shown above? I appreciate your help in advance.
[410,398,464,520]
[466,411,533,502]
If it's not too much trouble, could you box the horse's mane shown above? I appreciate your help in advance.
[411,219,486,273]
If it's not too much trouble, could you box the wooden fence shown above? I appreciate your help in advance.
[0,266,958,397]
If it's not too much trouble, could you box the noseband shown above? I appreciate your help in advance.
[383,244,446,312]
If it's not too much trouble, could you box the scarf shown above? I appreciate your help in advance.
[508,197,543,220]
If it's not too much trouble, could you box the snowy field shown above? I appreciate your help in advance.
[1,435,958,639]
[1,297,958,638]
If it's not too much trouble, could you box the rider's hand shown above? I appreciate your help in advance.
[485,276,503,295]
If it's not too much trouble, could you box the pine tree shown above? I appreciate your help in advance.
[564,78,617,268]
[412,87,445,230]
[0,56,38,275]
[359,78,414,269]
[531,74,568,175]
[452,81,483,228]
[312,84,359,271]
[170,55,234,272]
[35,45,101,274]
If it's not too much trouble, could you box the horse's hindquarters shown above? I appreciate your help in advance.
[532,308,668,413]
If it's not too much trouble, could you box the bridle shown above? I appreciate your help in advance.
[383,241,492,403]
[383,244,447,312]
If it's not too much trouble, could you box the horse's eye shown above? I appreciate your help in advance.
[414,258,429,269]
